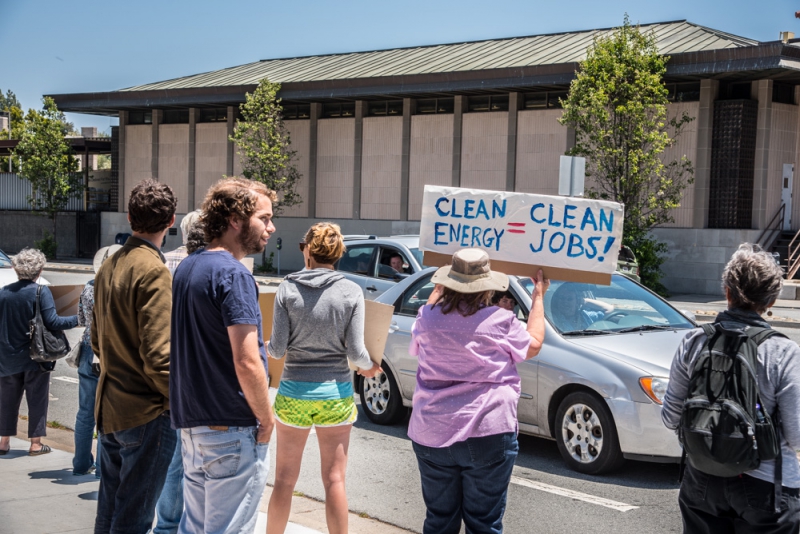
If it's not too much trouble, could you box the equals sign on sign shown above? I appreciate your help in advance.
[507,223,526,234]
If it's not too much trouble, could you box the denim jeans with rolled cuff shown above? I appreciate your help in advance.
[94,412,177,534]
[73,343,101,477]
[413,432,519,534]
[178,425,270,534]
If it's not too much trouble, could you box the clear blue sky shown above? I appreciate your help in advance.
[1,0,797,133]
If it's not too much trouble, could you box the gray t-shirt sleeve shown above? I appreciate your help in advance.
[662,328,704,431]
[346,292,373,371]
[775,343,800,451]
[267,284,289,360]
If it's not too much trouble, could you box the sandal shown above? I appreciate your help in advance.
[28,444,51,456]
[0,447,8,455]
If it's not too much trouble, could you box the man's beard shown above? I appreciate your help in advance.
[237,218,265,255]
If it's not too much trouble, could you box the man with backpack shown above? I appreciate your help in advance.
[662,243,800,533]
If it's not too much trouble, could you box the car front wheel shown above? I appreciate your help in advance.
[554,391,625,474]
[358,366,405,425]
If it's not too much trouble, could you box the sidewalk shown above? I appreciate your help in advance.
[668,294,800,328]
[0,423,411,534]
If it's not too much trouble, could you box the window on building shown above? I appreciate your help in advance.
[367,101,403,117]
[415,98,455,114]
[128,111,152,125]
[322,103,356,118]
[162,110,189,124]
[666,82,701,102]
[198,108,228,123]
[468,95,509,112]
[523,91,566,110]
[281,104,311,120]
[719,82,753,101]
[773,84,796,105]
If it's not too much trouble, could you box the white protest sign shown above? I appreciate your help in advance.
[420,185,624,284]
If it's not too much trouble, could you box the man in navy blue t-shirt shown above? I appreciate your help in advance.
[170,177,276,533]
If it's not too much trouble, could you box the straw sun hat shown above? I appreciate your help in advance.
[431,248,509,294]
[92,244,123,274]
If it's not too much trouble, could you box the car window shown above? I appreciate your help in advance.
[378,247,411,278]
[539,277,694,335]
[396,275,435,317]
[408,247,427,268]
[337,245,376,275]
[0,251,10,268]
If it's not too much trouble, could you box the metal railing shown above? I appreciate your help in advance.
[0,173,83,211]
[756,203,785,252]
[786,228,800,279]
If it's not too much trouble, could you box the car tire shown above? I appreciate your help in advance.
[358,366,405,425]
[554,391,625,475]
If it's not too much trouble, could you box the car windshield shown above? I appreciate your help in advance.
[518,276,694,335]
[0,251,11,268]
[408,248,428,268]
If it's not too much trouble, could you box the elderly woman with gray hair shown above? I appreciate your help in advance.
[662,243,800,532]
[0,248,78,456]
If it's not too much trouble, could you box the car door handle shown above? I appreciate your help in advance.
[388,321,399,333]
[366,285,377,291]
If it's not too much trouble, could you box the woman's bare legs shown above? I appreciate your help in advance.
[316,424,352,534]
[267,422,311,534]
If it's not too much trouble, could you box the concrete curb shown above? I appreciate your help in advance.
[693,313,800,329]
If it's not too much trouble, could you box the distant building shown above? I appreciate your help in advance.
[50,20,800,294]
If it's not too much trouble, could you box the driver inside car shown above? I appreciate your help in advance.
[550,284,614,332]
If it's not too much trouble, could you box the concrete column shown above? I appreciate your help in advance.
[752,80,774,229]
[188,108,197,210]
[400,98,414,220]
[352,101,366,219]
[308,103,321,219]
[118,111,127,212]
[452,96,468,187]
[692,79,719,228]
[506,93,522,192]
[151,109,161,179]
[226,106,235,176]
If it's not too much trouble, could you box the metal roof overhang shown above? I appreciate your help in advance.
[50,43,800,117]
[0,138,112,157]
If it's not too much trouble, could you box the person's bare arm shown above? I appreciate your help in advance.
[228,324,274,443]
[525,270,549,360]
[584,298,614,314]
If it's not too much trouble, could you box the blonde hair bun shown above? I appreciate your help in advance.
[304,222,346,265]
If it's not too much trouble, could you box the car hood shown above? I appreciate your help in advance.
[567,329,691,376]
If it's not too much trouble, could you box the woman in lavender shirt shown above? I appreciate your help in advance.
[409,248,548,534]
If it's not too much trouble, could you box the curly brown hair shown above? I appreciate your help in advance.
[128,179,177,234]
[200,177,277,242]
[434,287,494,317]
[304,222,346,265]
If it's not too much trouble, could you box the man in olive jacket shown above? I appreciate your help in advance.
[91,179,177,534]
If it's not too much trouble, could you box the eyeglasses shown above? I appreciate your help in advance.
[299,242,307,252]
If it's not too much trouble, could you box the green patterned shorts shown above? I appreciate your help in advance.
[273,394,358,428]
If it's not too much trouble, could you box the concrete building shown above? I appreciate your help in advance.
[51,21,800,294]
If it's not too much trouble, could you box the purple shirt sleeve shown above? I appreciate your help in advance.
[499,312,531,363]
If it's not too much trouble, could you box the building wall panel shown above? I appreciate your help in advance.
[316,119,355,219]
[515,110,567,195]
[408,115,454,220]
[123,125,153,210]
[768,103,798,228]
[195,123,228,209]
[158,124,189,213]
[282,120,311,218]
[662,102,700,228]
[361,116,403,220]
[460,112,508,191]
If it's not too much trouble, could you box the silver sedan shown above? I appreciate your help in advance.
[355,268,696,474]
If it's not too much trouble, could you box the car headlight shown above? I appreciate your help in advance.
[639,377,669,405]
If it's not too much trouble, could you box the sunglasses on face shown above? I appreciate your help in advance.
[299,242,307,252]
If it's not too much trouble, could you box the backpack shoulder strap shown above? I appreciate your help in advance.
[700,323,718,337]
[746,326,787,346]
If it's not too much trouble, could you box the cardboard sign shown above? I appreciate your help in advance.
[49,284,84,316]
[260,290,393,388]
[420,185,624,284]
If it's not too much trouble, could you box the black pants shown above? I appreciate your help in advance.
[680,464,800,533]
[0,369,50,438]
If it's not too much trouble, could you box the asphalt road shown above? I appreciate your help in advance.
[26,269,800,533]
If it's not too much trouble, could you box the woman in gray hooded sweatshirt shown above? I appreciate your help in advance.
[267,222,381,534]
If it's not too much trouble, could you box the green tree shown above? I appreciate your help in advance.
[230,79,302,215]
[559,15,694,295]
[13,97,82,258]
[0,88,25,173]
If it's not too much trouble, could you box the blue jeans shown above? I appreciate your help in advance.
[94,412,177,534]
[73,343,101,477]
[179,426,270,534]
[412,432,518,534]
[154,430,184,534]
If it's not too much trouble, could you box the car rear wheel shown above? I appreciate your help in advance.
[554,391,625,474]
[359,366,405,425]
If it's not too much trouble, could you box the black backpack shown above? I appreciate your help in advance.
[679,322,785,479]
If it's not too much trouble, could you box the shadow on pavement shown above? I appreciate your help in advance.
[0,450,29,460]
[79,491,98,501]
[29,468,99,486]
[352,406,412,440]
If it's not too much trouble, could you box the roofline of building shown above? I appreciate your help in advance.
[50,42,800,117]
